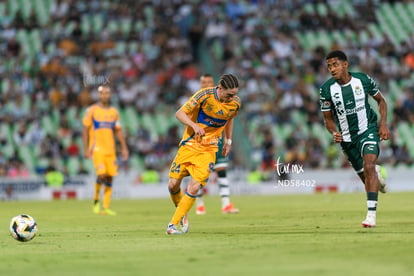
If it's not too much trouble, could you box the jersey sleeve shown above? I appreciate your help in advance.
[232,97,242,119]
[114,108,122,130]
[319,86,332,112]
[82,106,93,127]
[363,74,379,96]
[180,89,207,114]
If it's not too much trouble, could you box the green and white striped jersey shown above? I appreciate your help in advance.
[319,72,379,142]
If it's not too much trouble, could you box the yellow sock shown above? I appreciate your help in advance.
[103,186,112,209]
[170,192,196,225]
[169,188,183,207]
[94,183,101,202]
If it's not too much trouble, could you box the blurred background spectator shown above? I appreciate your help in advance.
[0,0,413,182]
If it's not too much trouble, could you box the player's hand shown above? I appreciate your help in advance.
[84,150,92,159]
[193,124,205,137]
[222,144,231,157]
[378,124,390,141]
[332,131,342,143]
[121,147,129,161]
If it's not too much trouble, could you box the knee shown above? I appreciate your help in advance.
[187,183,201,196]
[97,175,106,184]
[168,178,181,192]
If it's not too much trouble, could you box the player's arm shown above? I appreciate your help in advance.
[115,128,129,161]
[222,118,234,157]
[322,110,342,143]
[82,108,93,158]
[82,125,91,159]
[176,109,205,136]
[372,91,390,140]
[320,87,341,143]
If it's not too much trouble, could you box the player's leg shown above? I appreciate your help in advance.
[350,131,382,227]
[101,155,118,215]
[168,151,190,207]
[166,151,191,234]
[167,178,201,234]
[166,150,213,235]
[93,174,106,214]
[92,153,106,214]
[168,177,183,207]
[101,175,116,215]
[217,168,239,214]
[361,145,381,227]
[357,165,387,193]
[215,151,239,214]
[195,186,206,215]
[342,141,376,227]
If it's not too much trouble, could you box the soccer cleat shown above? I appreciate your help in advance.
[101,208,117,216]
[361,214,376,228]
[376,165,387,193]
[222,203,239,214]
[166,224,183,235]
[93,202,100,214]
[196,205,206,215]
[180,215,189,233]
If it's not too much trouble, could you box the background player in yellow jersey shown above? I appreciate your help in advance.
[195,74,239,215]
[166,74,241,235]
[82,85,129,216]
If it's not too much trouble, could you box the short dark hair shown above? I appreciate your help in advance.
[201,73,213,78]
[218,74,239,89]
[326,50,348,61]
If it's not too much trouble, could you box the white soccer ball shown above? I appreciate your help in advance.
[9,214,38,242]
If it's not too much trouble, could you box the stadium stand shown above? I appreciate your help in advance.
[0,0,413,181]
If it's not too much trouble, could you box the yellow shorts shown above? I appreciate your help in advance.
[92,153,118,176]
[169,146,216,186]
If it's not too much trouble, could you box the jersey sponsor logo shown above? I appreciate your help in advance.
[92,119,116,129]
[197,108,227,127]
[345,105,365,115]
[346,100,353,105]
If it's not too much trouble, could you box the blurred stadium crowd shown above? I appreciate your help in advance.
[0,0,413,180]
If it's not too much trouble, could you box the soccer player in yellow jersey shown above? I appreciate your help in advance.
[82,85,129,216]
[195,74,239,215]
[166,74,241,235]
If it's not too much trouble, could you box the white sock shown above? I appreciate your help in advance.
[367,200,377,217]
[196,187,204,207]
[219,177,230,208]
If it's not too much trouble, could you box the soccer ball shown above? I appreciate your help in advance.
[9,214,38,242]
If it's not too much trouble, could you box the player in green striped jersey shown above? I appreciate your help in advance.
[319,50,390,228]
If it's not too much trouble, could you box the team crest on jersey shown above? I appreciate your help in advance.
[205,104,214,112]
[323,101,331,108]
[355,86,363,95]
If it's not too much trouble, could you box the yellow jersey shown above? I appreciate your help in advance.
[82,104,121,155]
[179,87,241,152]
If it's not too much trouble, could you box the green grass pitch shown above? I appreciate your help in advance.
[1,192,413,276]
